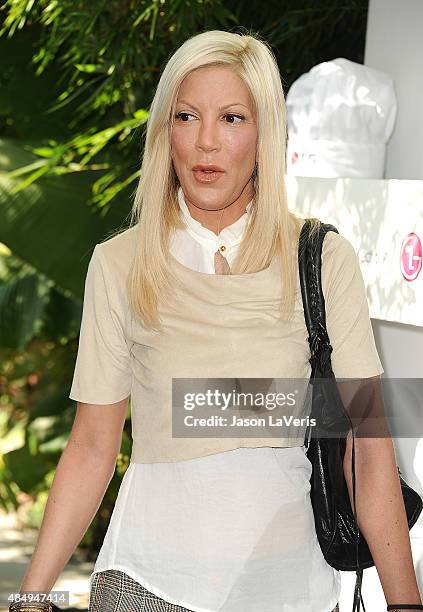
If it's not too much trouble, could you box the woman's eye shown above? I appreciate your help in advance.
[224,113,245,124]
[174,112,195,122]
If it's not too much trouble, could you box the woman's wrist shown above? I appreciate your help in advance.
[386,604,423,611]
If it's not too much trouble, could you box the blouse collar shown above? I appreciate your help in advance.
[177,186,254,251]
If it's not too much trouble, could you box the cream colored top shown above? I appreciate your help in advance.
[83,193,361,612]
[69,215,384,464]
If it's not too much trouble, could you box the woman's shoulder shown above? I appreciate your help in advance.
[295,216,360,287]
[321,226,358,268]
[95,224,138,278]
[319,226,364,308]
[295,215,357,264]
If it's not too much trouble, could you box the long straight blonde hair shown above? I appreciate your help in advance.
[112,29,321,330]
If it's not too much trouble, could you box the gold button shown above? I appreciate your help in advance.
[219,245,226,252]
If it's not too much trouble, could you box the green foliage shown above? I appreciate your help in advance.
[1,0,238,117]
[0,0,368,208]
[0,0,239,208]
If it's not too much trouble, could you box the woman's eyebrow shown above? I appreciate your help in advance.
[176,100,250,111]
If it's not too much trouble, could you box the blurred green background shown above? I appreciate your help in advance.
[0,0,369,560]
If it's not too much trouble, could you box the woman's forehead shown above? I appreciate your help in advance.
[176,68,254,110]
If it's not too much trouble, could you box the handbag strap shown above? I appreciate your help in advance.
[298,218,365,612]
[298,219,337,377]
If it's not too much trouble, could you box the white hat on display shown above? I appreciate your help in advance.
[286,58,397,178]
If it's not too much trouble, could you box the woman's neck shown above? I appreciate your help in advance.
[183,189,254,236]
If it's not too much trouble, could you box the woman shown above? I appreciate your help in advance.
[14,30,422,612]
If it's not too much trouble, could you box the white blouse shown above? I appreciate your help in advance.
[88,187,341,612]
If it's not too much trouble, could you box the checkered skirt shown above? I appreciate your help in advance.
[88,569,340,611]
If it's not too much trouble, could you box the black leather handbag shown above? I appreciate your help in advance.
[298,218,423,612]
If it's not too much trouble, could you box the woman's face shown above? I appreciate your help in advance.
[170,66,257,215]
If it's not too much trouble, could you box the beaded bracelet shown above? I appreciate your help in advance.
[8,602,55,612]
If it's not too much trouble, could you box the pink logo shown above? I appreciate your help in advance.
[291,151,299,165]
[400,232,422,281]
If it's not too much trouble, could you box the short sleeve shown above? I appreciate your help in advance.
[321,232,384,379]
[69,244,132,404]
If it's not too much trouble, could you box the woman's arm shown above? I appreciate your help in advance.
[18,397,129,593]
[341,377,422,606]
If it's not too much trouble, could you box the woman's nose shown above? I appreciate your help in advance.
[196,120,220,151]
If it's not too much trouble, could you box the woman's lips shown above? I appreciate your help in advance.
[192,169,224,183]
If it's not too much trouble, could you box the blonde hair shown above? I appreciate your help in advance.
[108,29,321,330]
